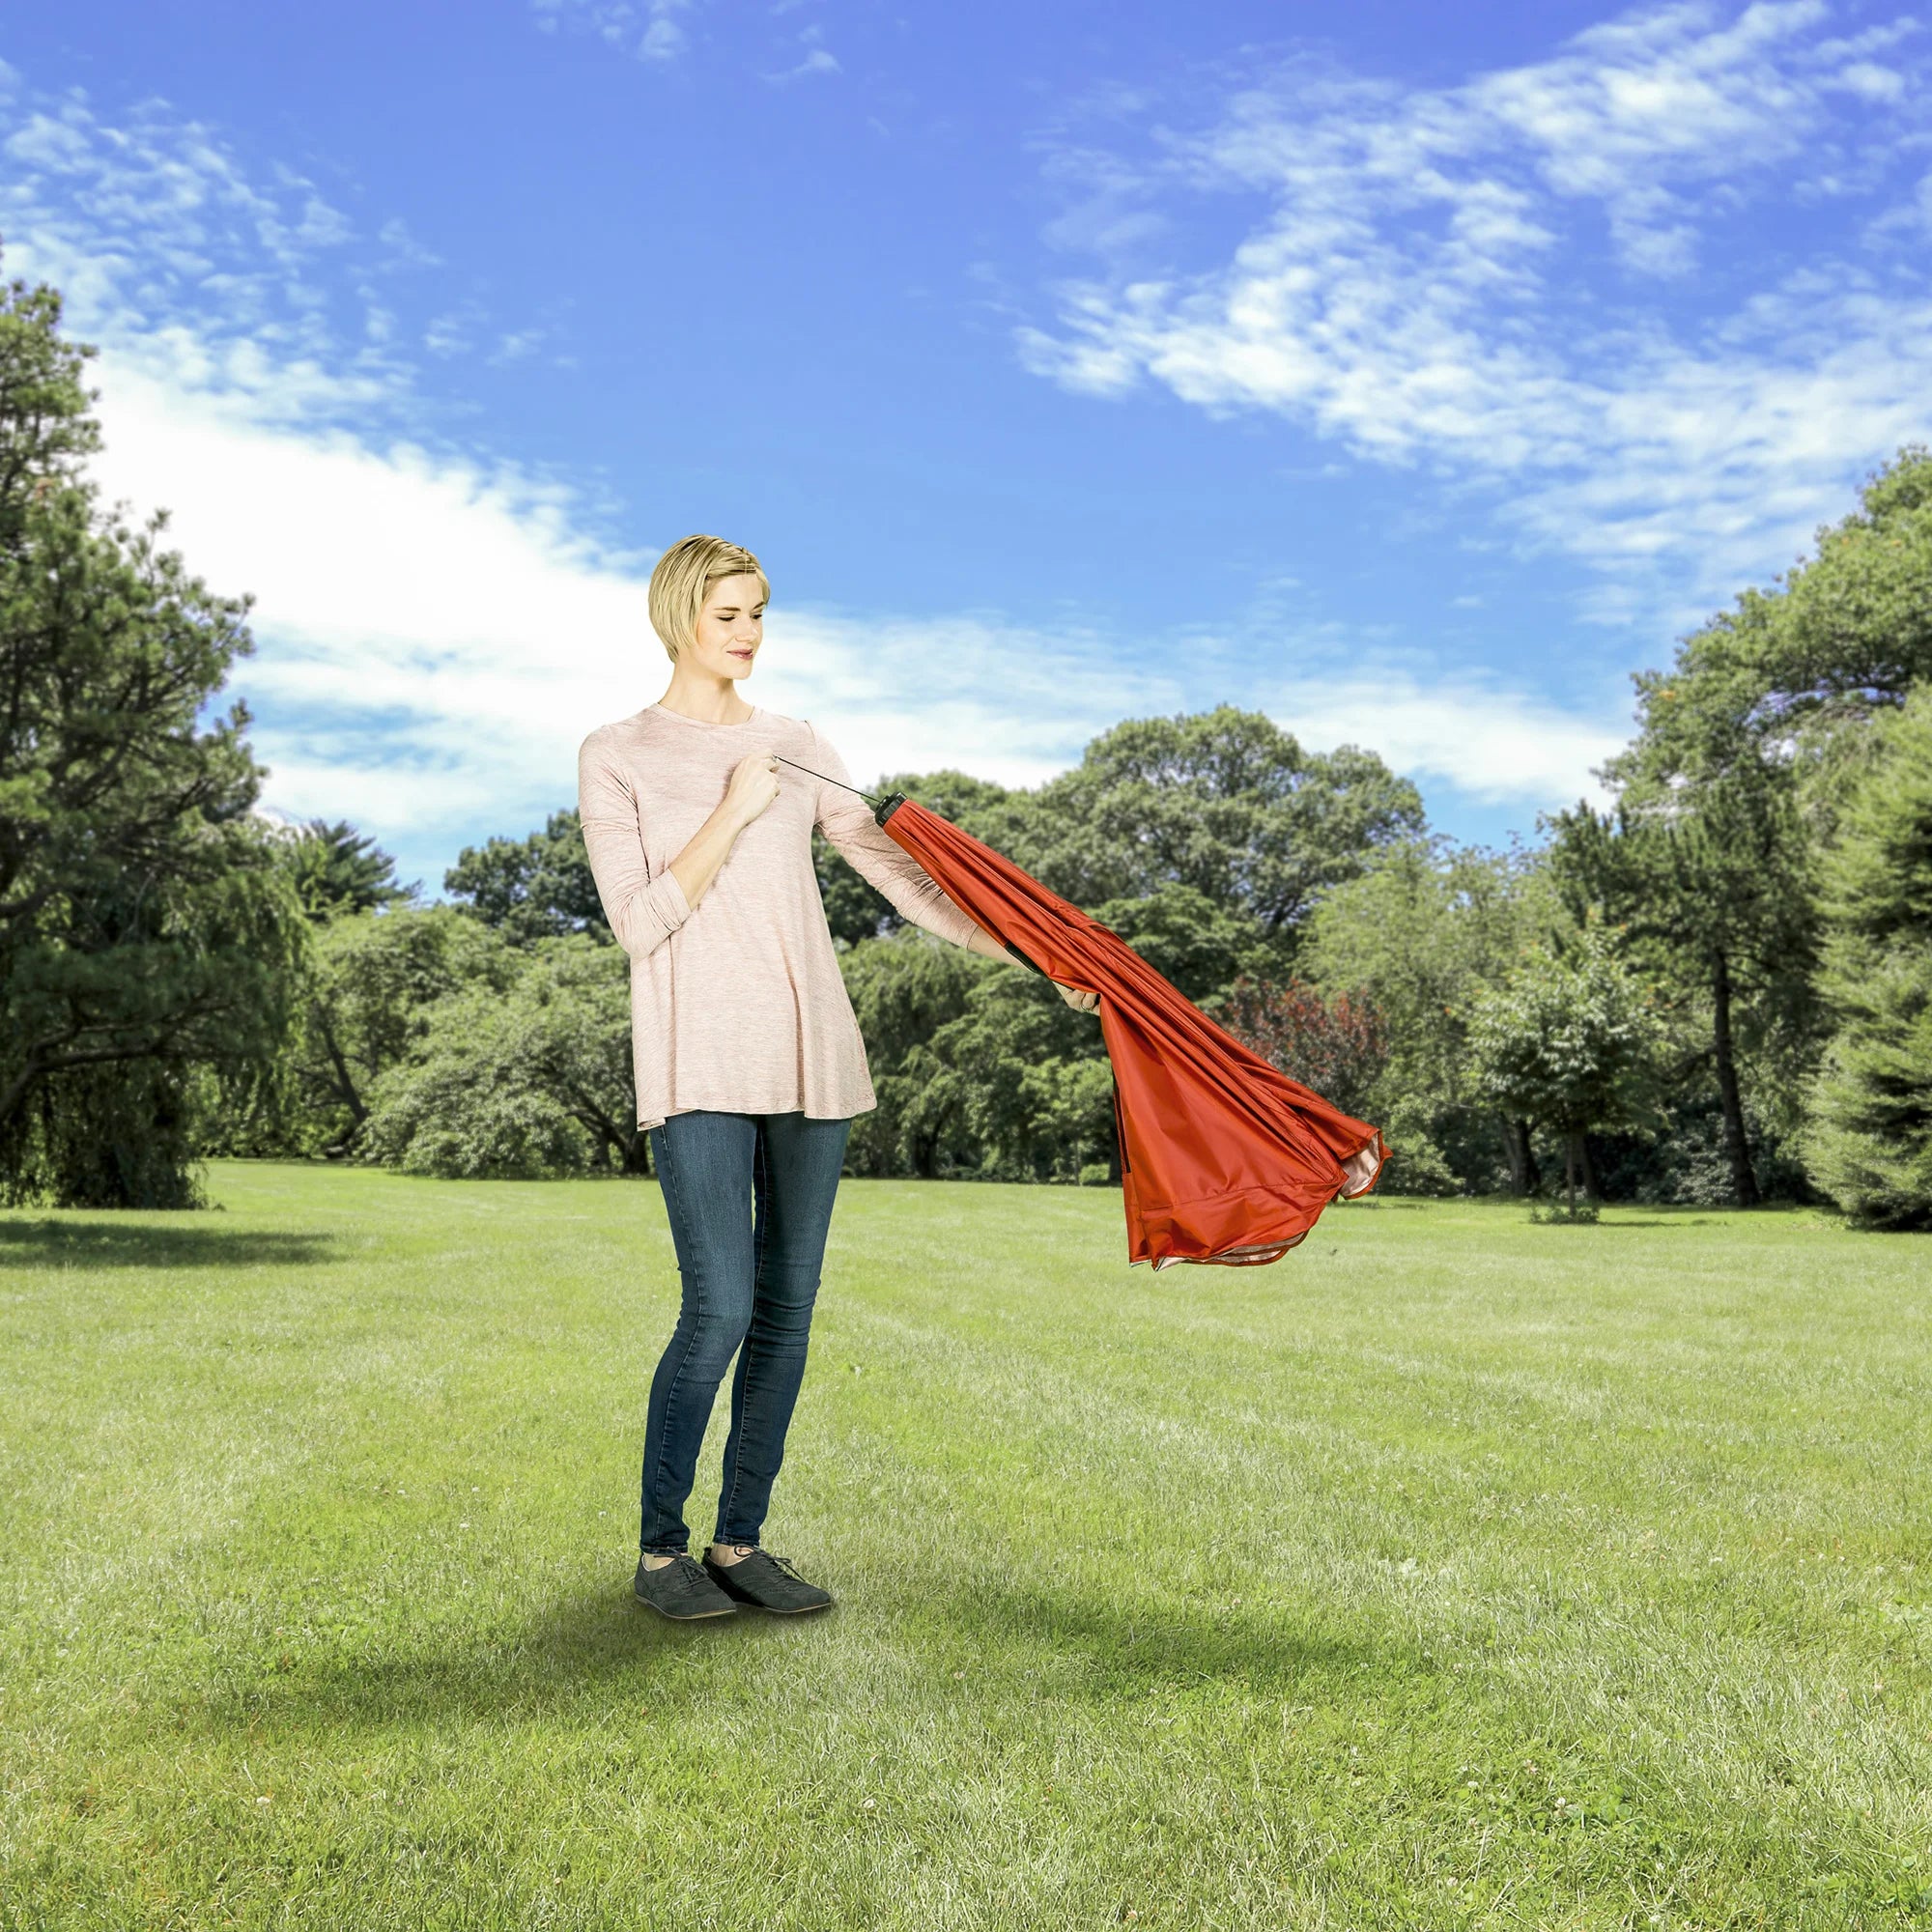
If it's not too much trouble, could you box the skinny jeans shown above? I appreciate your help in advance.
[639,1109,851,1555]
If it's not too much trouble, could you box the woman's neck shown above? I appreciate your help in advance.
[658,668,754,725]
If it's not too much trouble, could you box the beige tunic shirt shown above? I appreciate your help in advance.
[579,703,980,1130]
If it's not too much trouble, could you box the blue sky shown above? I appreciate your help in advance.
[4,1,1929,890]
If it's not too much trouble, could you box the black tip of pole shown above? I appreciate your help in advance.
[874,791,907,828]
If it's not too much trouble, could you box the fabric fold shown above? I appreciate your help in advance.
[873,792,1385,1268]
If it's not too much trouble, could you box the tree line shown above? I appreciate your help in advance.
[6,268,1928,1224]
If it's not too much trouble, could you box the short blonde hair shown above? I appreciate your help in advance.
[648,534,770,661]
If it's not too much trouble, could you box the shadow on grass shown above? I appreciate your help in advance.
[200,1584,783,1735]
[910,1575,1392,1701]
[0,1220,340,1270]
[209,1570,1396,1740]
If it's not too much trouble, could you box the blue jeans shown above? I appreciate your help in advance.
[639,1110,852,1555]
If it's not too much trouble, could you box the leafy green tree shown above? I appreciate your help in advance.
[1469,927,1661,1215]
[283,819,414,921]
[1089,885,1276,1005]
[921,971,1115,1182]
[1804,691,1932,1225]
[1304,840,1559,1193]
[1550,768,1815,1206]
[361,935,639,1178]
[1548,457,1932,1208]
[840,928,1115,1183]
[292,907,513,1153]
[819,770,1013,944]
[839,928,998,1175]
[0,273,303,1206]
[984,707,1426,947]
[444,810,608,946]
[1620,448,1932,795]
[814,714,1417,978]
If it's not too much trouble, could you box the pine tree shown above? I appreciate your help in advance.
[0,272,302,1206]
[1804,691,1932,1225]
[284,818,413,921]
[1551,763,1814,1207]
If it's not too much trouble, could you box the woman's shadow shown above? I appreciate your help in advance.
[204,1564,1382,1741]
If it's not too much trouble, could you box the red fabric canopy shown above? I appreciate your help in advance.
[875,793,1385,1268]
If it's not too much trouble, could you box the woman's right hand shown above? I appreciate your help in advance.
[723,752,781,831]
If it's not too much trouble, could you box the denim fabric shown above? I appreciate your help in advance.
[639,1110,851,1554]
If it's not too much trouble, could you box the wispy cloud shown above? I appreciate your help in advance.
[88,355,1153,848]
[530,0,842,77]
[1020,2,1932,616]
[766,48,840,86]
[0,61,1622,880]
[530,0,698,64]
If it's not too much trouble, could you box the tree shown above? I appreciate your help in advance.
[289,907,514,1154]
[360,935,639,1179]
[1303,839,1559,1193]
[0,272,303,1206]
[1621,448,1932,787]
[1551,769,1815,1207]
[838,926,1117,1183]
[819,770,1013,945]
[444,810,608,946]
[839,928,997,1176]
[983,707,1426,947]
[1468,927,1660,1216]
[1804,690,1932,1225]
[1219,979,1387,1125]
[1088,884,1276,1005]
[283,818,414,921]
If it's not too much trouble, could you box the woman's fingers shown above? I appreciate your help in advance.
[1055,982,1099,1013]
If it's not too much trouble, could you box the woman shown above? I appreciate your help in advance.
[580,535,1096,1622]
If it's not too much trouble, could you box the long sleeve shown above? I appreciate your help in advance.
[578,733,693,959]
[809,724,980,949]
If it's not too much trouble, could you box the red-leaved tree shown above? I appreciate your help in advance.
[1219,978,1387,1122]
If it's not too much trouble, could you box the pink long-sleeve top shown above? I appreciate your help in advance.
[579,702,980,1130]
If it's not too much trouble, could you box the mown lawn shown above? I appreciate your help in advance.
[1,1164,1928,1930]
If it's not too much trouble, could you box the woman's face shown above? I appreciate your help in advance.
[686,573,765,681]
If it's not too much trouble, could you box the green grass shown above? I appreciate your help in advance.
[2,1165,1930,1930]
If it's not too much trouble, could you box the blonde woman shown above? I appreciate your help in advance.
[580,536,1095,1620]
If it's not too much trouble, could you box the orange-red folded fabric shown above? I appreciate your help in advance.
[875,793,1385,1268]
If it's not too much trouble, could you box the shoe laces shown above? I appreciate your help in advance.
[729,1547,805,1582]
[659,1554,710,1587]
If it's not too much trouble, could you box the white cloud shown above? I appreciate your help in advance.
[1280,676,1624,808]
[766,48,840,84]
[1022,1,1932,614]
[82,359,1182,869]
[2,63,1621,884]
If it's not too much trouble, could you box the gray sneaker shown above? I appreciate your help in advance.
[634,1554,738,1621]
[701,1548,834,1615]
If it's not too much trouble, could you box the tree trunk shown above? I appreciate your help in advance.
[1564,1131,1583,1218]
[314,1007,367,1127]
[1502,1117,1540,1196]
[1710,949,1760,1208]
[1578,1134,1603,1203]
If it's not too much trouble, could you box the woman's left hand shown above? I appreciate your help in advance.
[1055,981,1100,1014]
